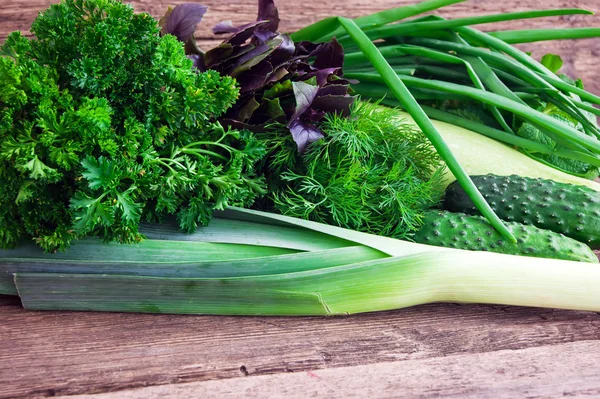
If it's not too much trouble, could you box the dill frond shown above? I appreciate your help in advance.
[263,100,446,239]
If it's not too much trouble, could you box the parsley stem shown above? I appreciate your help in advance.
[182,148,229,162]
[150,158,180,174]
[184,141,234,153]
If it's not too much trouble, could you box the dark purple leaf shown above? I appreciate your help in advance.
[305,108,326,122]
[288,120,324,153]
[304,67,341,86]
[257,0,280,32]
[225,21,271,46]
[290,82,319,121]
[295,41,320,56]
[269,34,295,65]
[266,66,289,84]
[254,30,277,44]
[310,39,344,69]
[316,84,350,97]
[230,43,275,77]
[312,95,356,116]
[236,61,274,93]
[164,3,208,42]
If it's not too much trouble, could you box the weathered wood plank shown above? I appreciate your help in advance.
[1,0,599,95]
[1,296,599,398]
[60,340,600,399]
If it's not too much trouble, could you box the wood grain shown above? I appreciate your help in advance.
[60,341,600,399]
[1,0,599,95]
[1,1,600,398]
[1,294,600,398]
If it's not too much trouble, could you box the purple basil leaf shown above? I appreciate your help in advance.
[269,34,295,65]
[317,84,350,97]
[237,61,274,93]
[266,66,289,84]
[165,3,208,43]
[295,41,320,56]
[288,120,324,153]
[225,21,271,46]
[257,0,280,32]
[312,95,356,116]
[290,81,319,121]
[230,42,275,77]
[253,29,277,44]
[305,108,326,123]
[304,67,341,86]
[310,38,344,69]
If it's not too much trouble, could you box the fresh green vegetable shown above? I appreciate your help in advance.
[347,73,600,160]
[6,207,600,315]
[262,101,444,239]
[0,0,265,252]
[489,28,600,44]
[414,210,598,263]
[0,216,385,295]
[330,8,600,178]
[389,110,600,191]
[444,175,600,249]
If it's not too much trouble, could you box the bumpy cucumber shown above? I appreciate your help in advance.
[414,210,598,263]
[443,174,600,249]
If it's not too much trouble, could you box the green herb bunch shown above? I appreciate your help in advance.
[263,101,444,239]
[0,0,265,252]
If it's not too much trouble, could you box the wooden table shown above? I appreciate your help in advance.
[1,1,600,398]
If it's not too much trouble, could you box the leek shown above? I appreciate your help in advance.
[6,208,600,315]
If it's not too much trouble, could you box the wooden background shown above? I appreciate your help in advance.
[1,1,600,398]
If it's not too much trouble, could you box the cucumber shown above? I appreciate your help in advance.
[443,174,600,249]
[414,210,598,263]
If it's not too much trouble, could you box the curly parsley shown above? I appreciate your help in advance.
[0,0,265,251]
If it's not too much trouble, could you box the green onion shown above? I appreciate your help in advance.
[490,28,600,44]
[291,0,465,42]
[338,8,593,47]
[456,27,600,105]
[346,72,600,153]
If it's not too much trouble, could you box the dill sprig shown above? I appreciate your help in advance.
[263,101,445,239]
